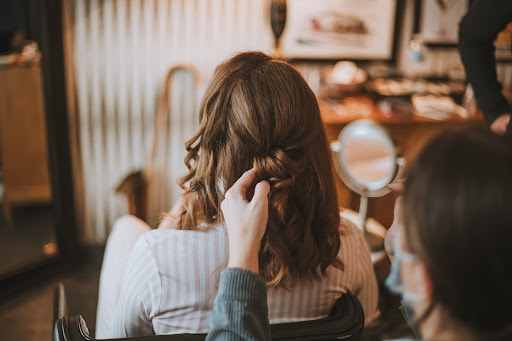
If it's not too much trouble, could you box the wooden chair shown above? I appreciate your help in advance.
[116,65,200,223]
[52,283,364,341]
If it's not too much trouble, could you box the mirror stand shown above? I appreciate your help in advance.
[358,193,368,232]
[331,120,405,263]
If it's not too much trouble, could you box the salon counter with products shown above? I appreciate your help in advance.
[320,95,484,228]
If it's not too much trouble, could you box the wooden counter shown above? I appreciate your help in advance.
[321,97,484,228]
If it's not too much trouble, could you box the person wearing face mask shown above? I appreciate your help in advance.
[385,127,512,341]
[210,127,512,341]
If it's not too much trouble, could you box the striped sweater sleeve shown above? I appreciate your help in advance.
[207,268,271,341]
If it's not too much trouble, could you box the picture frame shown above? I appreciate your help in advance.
[279,0,398,61]
[414,0,469,46]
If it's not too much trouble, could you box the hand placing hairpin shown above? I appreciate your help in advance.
[221,168,270,274]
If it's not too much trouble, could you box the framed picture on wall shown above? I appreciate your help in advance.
[280,0,398,60]
[414,0,469,46]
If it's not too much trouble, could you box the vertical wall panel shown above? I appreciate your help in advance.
[102,0,117,231]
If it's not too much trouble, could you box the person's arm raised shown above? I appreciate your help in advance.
[490,113,511,136]
[458,0,512,132]
[207,169,271,341]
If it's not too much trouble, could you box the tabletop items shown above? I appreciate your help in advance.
[317,60,475,121]
[0,42,41,69]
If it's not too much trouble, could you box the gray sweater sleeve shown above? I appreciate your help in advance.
[207,268,271,341]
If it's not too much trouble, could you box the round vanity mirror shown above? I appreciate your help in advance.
[331,120,401,196]
[331,119,405,255]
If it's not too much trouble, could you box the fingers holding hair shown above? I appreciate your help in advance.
[387,178,406,193]
[225,169,257,202]
[221,169,271,272]
[251,180,271,207]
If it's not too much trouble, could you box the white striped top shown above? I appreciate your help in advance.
[110,216,378,337]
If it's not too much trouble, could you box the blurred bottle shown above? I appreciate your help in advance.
[407,34,429,79]
[408,34,427,62]
[270,0,287,58]
[462,84,477,116]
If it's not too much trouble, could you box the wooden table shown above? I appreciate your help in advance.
[321,96,484,228]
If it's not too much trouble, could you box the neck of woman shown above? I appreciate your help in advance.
[419,305,477,341]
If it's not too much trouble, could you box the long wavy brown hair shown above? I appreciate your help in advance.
[175,51,342,287]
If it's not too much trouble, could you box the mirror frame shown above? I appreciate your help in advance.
[331,119,403,197]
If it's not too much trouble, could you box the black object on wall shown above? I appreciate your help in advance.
[39,0,79,258]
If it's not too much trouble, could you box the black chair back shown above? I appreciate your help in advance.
[270,292,364,340]
[53,283,364,341]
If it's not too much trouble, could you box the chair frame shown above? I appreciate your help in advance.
[53,283,364,341]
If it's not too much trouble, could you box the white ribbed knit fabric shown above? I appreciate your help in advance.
[96,215,378,338]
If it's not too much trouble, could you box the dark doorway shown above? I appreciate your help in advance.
[0,0,79,283]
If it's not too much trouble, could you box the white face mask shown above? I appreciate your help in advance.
[385,238,424,337]
[385,239,421,301]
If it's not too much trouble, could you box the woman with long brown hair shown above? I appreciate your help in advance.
[96,51,378,338]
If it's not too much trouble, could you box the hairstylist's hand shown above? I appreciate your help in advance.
[385,179,405,259]
[490,113,511,135]
[221,169,270,273]
[387,178,405,193]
